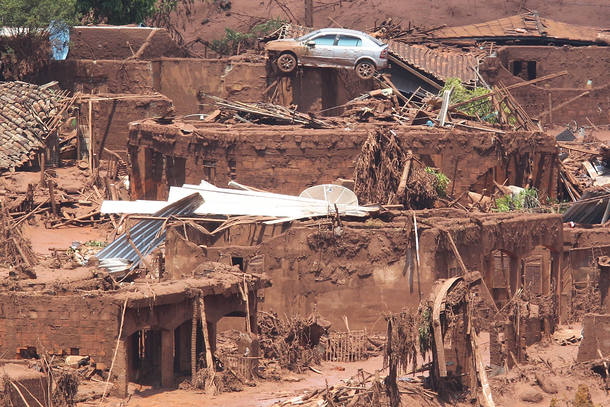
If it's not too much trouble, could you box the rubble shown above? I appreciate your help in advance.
[0,6,609,407]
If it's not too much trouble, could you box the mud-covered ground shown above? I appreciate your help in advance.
[170,0,610,47]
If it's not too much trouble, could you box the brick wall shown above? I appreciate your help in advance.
[0,294,119,365]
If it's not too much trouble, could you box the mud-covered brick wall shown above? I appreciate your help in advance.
[0,365,48,407]
[480,46,610,126]
[163,211,563,334]
[34,60,155,94]
[128,123,367,199]
[68,27,189,61]
[152,59,268,115]
[0,294,119,365]
[208,225,418,332]
[82,94,173,160]
[128,123,559,200]
[577,314,610,362]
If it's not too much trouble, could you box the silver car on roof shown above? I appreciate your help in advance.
[265,28,389,79]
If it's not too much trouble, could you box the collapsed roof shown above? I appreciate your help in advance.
[562,188,610,225]
[0,81,71,171]
[425,12,610,45]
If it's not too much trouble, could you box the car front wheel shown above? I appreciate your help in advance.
[277,53,297,73]
[355,60,375,79]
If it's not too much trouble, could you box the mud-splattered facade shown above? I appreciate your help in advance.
[164,210,563,332]
[480,45,610,126]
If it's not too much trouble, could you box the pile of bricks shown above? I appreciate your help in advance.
[0,81,66,171]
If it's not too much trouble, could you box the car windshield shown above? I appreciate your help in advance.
[296,31,320,42]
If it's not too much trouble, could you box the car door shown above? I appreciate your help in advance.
[336,35,363,67]
[300,34,338,67]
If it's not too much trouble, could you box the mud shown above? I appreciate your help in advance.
[68,27,188,60]
[171,0,610,50]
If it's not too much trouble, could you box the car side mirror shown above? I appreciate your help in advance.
[305,40,315,47]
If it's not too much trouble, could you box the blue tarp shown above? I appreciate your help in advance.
[49,21,69,60]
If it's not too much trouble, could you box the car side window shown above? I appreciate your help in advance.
[313,35,337,46]
[337,36,362,47]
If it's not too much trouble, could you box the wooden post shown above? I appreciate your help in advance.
[199,297,214,370]
[548,92,553,125]
[243,276,251,333]
[191,299,198,382]
[304,0,314,27]
[469,313,496,407]
[88,99,94,173]
[395,150,413,201]
[48,180,57,217]
[39,152,46,186]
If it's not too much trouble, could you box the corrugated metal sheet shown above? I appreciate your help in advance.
[429,13,607,44]
[95,192,203,272]
[388,41,479,83]
[563,190,610,225]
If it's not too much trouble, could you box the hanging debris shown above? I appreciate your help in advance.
[353,129,442,208]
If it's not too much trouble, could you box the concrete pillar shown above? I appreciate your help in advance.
[161,329,175,388]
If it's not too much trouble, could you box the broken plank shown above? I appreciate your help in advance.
[536,91,590,120]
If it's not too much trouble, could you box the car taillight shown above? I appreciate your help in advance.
[380,48,388,59]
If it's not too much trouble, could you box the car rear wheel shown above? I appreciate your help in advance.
[355,60,375,79]
[277,53,297,73]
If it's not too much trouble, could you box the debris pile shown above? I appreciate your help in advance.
[271,370,389,407]
[257,311,330,373]
[384,311,419,375]
[188,367,244,394]
[199,93,331,128]
[0,203,37,273]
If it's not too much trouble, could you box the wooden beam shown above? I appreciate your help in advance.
[444,230,499,314]
[381,73,412,106]
[470,314,496,407]
[395,151,413,201]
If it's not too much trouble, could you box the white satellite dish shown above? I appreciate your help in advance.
[299,184,359,206]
